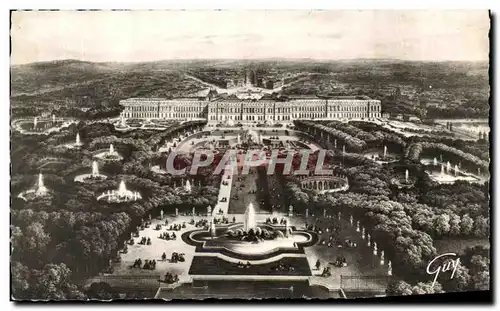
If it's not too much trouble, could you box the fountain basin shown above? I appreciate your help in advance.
[93,152,123,161]
[74,174,108,183]
[182,223,318,261]
[17,189,51,201]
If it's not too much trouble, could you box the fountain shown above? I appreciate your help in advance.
[94,143,123,161]
[478,167,481,176]
[192,207,196,216]
[305,209,309,218]
[184,203,318,257]
[209,219,217,238]
[285,219,290,237]
[52,114,56,123]
[405,169,409,183]
[350,215,353,226]
[33,117,38,129]
[160,209,164,219]
[237,134,241,145]
[342,145,346,154]
[338,211,341,220]
[74,161,107,182]
[454,165,459,177]
[447,161,451,174]
[121,115,126,127]
[73,133,84,148]
[207,205,212,216]
[433,157,438,166]
[185,180,192,192]
[323,209,326,218]
[175,208,179,216]
[288,205,293,217]
[36,173,48,196]
[117,180,126,194]
[92,161,99,176]
[17,173,51,201]
[97,180,142,203]
[441,164,445,176]
[383,145,387,159]
[244,202,256,232]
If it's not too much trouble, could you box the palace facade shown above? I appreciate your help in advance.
[120,95,382,123]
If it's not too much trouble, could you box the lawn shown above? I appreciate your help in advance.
[434,238,489,255]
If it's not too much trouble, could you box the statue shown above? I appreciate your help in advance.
[305,208,309,218]
[207,205,212,216]
[388,261,392,276]
[288,205,293,217]
[356,221,360,232]
[361,227,365,239]
[367,234,371,247]
[160,209,164,219]
[350,215,353,226]
[380,250,385,265]
[175,208,179,216]
[373,242,378,255]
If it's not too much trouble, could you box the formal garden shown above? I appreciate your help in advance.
[11,116,490,299]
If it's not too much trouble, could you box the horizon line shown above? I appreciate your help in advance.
[10,57,489,66]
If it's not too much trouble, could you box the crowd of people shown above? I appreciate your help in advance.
[161,272,179,284]
[265,217,288,225]
[158,232,177,240]
[130,258,156,270]
[138,237,152,245]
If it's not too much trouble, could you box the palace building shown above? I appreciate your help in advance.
[120,94,381,123]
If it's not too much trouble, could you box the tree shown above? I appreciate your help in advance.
[23,222,51,259]
[433,214,450,237]
[460,214,474,236]
[411,281,444,295]
[440,262,471,292]
[386,280,413,296]
[449,214,461,236]
[473,216,489,237]
[11,261,31,299]
[471,270,490,290]
[87,282,115,300]
[33,263,85,300]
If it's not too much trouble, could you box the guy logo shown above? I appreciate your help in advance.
[426,252,461,288]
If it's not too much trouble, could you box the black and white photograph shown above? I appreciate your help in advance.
[9,9,491,301]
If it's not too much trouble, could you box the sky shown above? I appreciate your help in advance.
[10,10,490,64]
